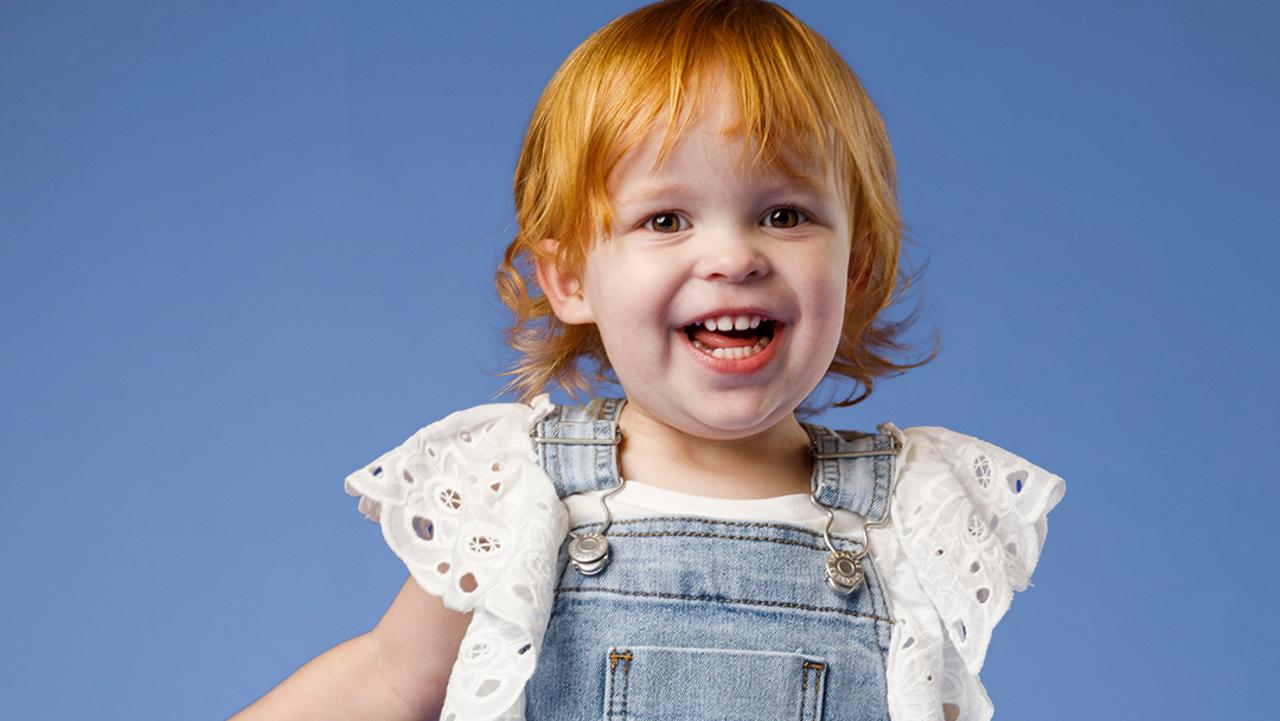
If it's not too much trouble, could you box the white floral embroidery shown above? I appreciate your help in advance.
[345,403,1064,721]
[343,395,563,721]
[875,425,1066,721]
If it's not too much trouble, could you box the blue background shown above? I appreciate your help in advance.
[2,1,1275,718]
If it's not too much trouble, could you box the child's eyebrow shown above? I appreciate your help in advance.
[618,177,826,207]
[617,183,700,206]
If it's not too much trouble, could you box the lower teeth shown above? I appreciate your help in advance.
[691,335,771,360]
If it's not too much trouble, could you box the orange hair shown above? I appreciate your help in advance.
[495,0,937,409]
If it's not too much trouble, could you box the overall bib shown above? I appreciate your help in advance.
[524,398,900,721]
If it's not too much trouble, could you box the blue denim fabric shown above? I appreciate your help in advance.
[527,398,896,721]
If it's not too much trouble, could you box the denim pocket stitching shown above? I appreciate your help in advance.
[607,648,633,720]
[801,660,825,721]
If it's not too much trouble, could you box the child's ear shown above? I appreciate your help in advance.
[533,239,595,325]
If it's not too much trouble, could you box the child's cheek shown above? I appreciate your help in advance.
[814,250,853,334]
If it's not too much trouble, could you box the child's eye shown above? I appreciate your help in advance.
[643,212,688,233]
[762,207,808,229]
[640,208,809,233]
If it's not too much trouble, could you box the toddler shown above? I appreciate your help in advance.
[232,1,1064,720]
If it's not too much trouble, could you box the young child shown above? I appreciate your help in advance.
[232,2,1064,720]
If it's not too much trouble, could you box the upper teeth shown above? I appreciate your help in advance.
[698,314,765,331]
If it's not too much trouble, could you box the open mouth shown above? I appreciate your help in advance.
[681,315,778,361]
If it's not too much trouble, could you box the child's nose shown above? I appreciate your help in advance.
[693,229,770,283]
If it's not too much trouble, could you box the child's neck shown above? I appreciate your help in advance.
[615,400,814,500]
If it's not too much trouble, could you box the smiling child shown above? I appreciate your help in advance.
[233,3,1064,720]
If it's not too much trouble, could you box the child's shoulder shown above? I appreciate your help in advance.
[369,395,555,456]
[891,424,1066,508]
[875,423,1066,688]
[341,394,562,602]
[821,421,1066,544]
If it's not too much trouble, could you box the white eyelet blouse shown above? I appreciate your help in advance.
[344,395,1065,721]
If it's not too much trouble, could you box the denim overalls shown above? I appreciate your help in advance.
[524,397,900,721]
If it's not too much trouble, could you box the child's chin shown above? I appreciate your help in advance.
[676,395,794,438]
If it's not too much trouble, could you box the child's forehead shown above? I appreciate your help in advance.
[609,119,838,202]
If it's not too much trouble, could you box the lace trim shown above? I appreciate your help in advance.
[343,394,563,721]
[879,425,1066,721]
[345,406,1064,721]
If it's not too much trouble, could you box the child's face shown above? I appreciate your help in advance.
[545,80,852,440]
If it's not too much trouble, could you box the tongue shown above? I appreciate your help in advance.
[691,327,758,349]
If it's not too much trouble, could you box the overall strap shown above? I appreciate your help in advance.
[802,423,900,524]
[532,397,626,498]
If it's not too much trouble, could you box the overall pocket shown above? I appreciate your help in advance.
[603,645,827,721]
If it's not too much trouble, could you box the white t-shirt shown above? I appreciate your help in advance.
[562,479,866,536]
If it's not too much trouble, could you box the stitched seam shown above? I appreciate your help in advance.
[614,650,624,717]
[802,661,824,721]
[873,451,890,522]
[559,586,895,623]
[811,662,822,721]
[872,607,885,677]
[608,650,632,720]
[864,556,891,679]
[551,545,571,603]
[875,447,894,522]
[571,516,857,538]
[812,666,820,721]
[798,671,808,721]
[607,652,615,720]
[860,555,891,714]
[799,665,808,721]
[565,527,867,553]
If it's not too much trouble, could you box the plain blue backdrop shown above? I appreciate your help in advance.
[2,1,1276,718]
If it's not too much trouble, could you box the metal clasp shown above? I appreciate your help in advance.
[533,404,627,576]
[566,476,625,575]
[808,433,902,595]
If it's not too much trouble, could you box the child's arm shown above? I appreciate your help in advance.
[229,577,472,721]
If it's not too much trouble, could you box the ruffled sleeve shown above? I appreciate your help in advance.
[876,424,1065,721]
[343,394,566,721]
